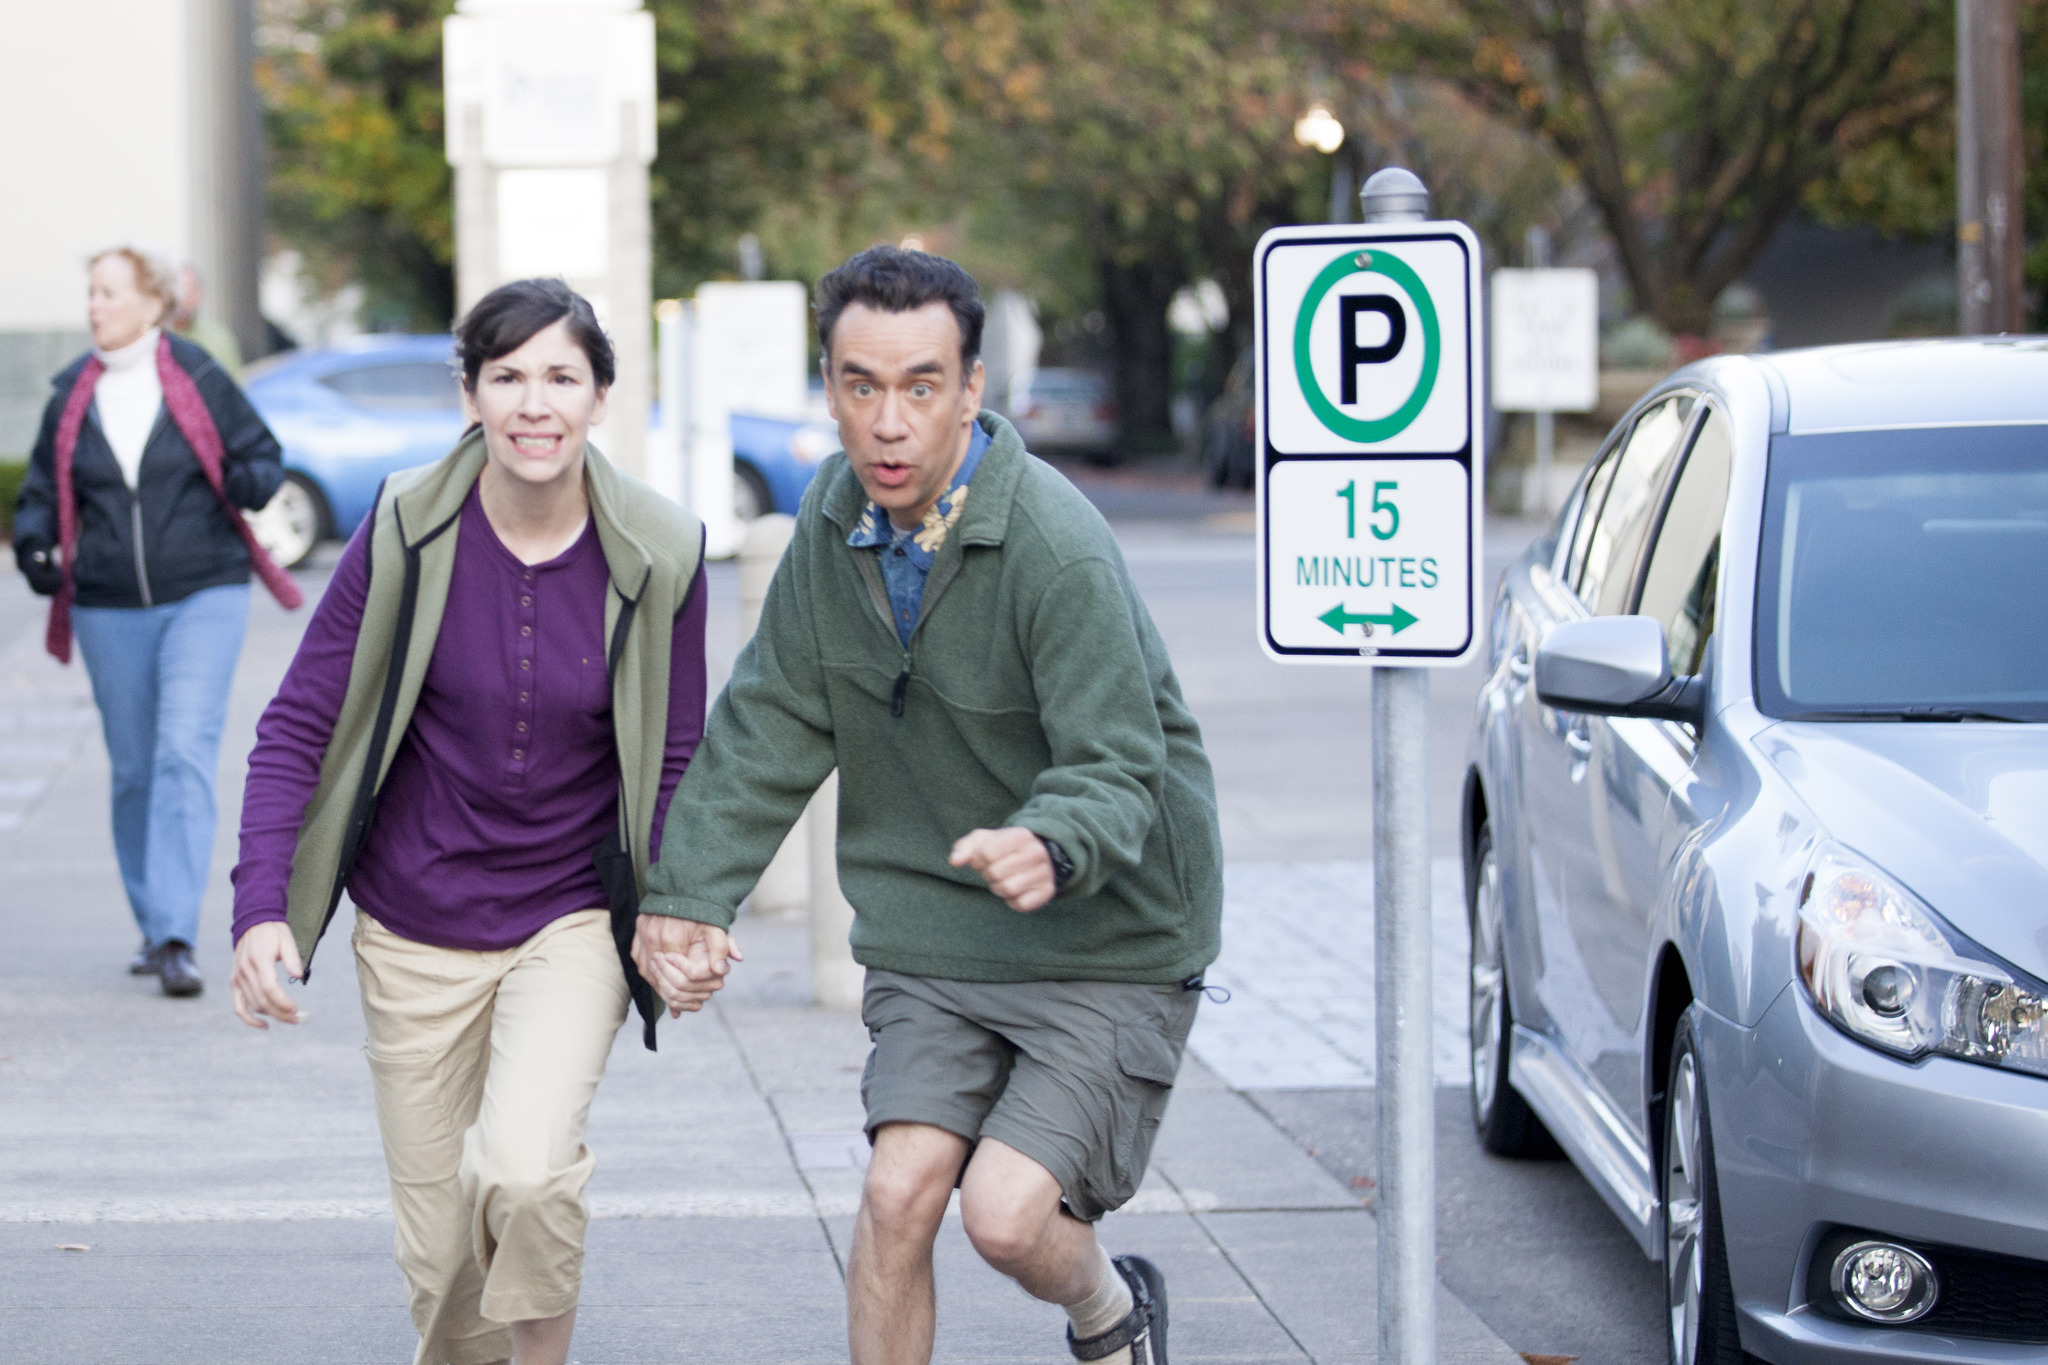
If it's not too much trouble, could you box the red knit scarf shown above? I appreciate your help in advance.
[46,333,303,662]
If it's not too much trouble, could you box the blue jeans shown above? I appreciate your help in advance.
[73,584,249,948]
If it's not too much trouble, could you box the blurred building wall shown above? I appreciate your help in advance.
[0,0,260,456]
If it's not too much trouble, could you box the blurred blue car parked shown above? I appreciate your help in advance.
[242,335,836,567]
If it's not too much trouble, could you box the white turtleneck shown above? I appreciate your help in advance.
[93,327,164,488]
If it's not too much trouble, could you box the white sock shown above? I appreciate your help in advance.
[1064,1244,1135,1361]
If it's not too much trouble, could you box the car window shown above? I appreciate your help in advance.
[1563,444,1619,586]
[1576,394,1696,613]
[320,362,462,411]
[1756,424,2048,718]
[1637,407,1732,677]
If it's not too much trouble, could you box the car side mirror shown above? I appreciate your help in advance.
[1535,615,1707,725]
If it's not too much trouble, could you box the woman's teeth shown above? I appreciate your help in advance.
[513,435,560,452]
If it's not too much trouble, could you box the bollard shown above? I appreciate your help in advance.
[736,515,808,917]
[806,771,864,1010]
[1359,165,1437,1365]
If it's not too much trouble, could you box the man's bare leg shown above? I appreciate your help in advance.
[956,1139,1103,1302]
[849,1122,972,1365]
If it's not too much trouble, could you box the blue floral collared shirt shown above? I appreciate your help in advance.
[846,421,991,646]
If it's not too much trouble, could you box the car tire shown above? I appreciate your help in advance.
[243,471,327,571]
[1663,1012,1751,1365]
[1468,823,1551,1157]
[733,461,773,524]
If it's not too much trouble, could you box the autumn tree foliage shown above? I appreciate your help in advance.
[1353,0,1953,336]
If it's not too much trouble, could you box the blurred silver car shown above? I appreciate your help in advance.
[1464,339,2048,1363]
[1013,367,1117,457]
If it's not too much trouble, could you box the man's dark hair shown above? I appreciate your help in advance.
[815,246,985,373]
[454,278,616,392]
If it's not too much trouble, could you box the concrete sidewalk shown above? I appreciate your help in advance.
[0,560,1525,1364]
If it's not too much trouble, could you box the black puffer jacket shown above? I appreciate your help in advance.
[12,334,285,609]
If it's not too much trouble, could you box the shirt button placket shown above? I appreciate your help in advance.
[512,565,538,782]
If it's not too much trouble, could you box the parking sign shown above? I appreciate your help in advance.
[1254,224,1484,665]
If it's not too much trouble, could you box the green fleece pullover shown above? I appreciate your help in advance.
[643,412,1222,984]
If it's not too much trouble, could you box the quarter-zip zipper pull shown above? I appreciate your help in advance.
[891,670,909,718]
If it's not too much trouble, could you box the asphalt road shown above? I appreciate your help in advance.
[1082,464,1664,1365]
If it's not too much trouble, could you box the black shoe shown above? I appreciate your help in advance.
[1068,1255,1168,1364]
[129,941,165,975]
[159,941,203,998]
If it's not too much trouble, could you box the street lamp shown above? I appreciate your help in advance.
[1293,103,1345,154]
[1294,103,1352,222]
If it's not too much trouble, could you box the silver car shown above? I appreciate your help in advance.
[1463,339,2048,1363]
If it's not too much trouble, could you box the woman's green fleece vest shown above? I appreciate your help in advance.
[280,431,704,975]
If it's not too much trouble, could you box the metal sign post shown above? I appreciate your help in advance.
[1490,227,1597,516]
[1252,167,1484,1365]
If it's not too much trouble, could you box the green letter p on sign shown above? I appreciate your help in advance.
[1254,223,1484,667]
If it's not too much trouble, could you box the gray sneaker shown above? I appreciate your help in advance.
[1067,1254,1168,1364]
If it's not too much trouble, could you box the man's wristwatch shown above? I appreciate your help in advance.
[1038,836,1074,891]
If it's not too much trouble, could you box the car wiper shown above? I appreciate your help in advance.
[1794,706,2035,723]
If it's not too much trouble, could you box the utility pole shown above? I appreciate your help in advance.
[1956,0,2025,334]
[1524,225,1553,514]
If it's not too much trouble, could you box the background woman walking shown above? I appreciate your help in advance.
[11,244,295,997]
[228,279,711,1365]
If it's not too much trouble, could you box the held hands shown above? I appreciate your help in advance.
[231,921,305,1029]
[631,914,743,1016]
[950,827,1057,913]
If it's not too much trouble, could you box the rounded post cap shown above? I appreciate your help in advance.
[1359,167,1430,223]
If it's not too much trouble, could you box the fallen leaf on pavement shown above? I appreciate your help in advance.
[56,1244,90,1253]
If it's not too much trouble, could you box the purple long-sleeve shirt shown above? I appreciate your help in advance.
[231,484,708,950]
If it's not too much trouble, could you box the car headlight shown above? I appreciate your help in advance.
[1797,845,2048,1076]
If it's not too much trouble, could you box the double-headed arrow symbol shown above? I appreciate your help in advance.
[1318,602,1419,636]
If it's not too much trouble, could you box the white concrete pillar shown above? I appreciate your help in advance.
[807,772,863,1011]
[444,0,655,475]
[737,514,809,918]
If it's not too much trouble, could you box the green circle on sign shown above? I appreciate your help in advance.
[1293,248,1440,442]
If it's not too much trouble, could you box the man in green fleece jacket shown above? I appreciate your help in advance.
[634,247,1221,1365]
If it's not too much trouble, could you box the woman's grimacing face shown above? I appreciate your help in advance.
[463,318,611,493]
[88,255,166,352]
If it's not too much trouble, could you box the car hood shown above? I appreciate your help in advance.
[1757,722,2048,982]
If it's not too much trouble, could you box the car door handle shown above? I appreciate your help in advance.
[1565,721,1593,759]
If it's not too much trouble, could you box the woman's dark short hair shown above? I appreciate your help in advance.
[814,247,985,373]
[454,278,615,391]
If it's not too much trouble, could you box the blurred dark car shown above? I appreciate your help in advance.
[242,335,832,567]
[1203,348,1255,490]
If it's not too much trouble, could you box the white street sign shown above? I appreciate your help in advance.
[1254,223,1484,665]
[1490,267,1598,413]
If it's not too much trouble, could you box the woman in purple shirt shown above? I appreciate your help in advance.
[226,280,712,1365]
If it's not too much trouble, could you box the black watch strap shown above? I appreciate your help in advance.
[1039,836,1075,891]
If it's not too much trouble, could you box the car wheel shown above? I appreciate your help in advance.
[1468,823,1550,1155]
[733,461,773,524]
[243,471,326,571]
[1663,1013,1749,1365]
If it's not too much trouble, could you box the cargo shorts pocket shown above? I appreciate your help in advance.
[1097,1021,1182,1213]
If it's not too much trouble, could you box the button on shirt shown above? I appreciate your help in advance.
[845,422,990,645]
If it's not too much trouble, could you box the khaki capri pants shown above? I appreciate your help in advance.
[353,909,629,1365]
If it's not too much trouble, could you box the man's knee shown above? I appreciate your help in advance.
[959,1150,1066,1272]
[859,1124,965,1243]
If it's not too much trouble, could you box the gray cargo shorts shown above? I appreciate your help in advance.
[859,969,1201,1222]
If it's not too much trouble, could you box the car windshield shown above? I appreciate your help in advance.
[1756,424,2048,720]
